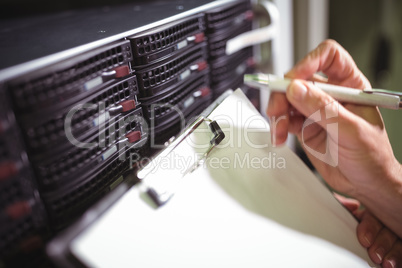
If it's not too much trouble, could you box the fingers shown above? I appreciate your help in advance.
[357,211,384,248]
[285,79,377,150]
[286,39,371,89]
[368,227,397,264]
[286,79,335,119]
[287,113,304,135]
[285,79,343,144]
[383,240,402,268]
[310,73,329,83]
[333,193,362,218]
[266,92,289,146]
[267,39,372,146]
[267,78,353,151]
[356,211,402,267]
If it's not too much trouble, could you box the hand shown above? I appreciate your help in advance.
[336,194,402,268]
[266,39,402,237]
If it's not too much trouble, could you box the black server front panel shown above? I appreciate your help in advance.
[0,0,259,265]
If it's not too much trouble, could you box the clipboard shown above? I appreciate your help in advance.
[47,89,377,268]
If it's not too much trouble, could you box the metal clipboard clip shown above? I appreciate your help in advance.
[136,91,230,207]
[181,118,224,177]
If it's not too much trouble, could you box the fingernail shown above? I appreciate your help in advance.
[363,233,373,247]
[288,80,307,101]
[375,247,385,262]
[384,259,396,268]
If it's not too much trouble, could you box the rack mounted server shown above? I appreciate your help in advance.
[0,0,264,266]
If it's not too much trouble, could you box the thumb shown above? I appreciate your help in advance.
[286,79,346,132]
[286,79,348,168]
[286,79,382,134]
[286,79,367,152]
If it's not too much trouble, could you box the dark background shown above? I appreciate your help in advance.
[0,0,161,19]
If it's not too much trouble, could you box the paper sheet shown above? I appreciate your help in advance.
[70,89,375,267]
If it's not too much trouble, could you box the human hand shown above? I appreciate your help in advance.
[336,194,402,268]
[266,39,402,237]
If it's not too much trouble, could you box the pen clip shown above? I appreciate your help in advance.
[363,88,402,98]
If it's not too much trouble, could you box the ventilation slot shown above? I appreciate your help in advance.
[136,44,207,97]
[206,1,252,30]
[25,76,138,153]
[35,109,143,187]
[130,14,205,66]
[10,41,133,113]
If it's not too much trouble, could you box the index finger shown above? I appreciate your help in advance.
[286,39,371,89]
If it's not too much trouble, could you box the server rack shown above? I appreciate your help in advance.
[0,86,49,266]
[0,0,274,266]
[128,14,212,146]
[205,0,259,103]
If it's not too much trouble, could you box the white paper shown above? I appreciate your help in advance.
[70,89,375,267]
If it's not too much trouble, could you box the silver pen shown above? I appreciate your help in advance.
[244,73,402,110]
